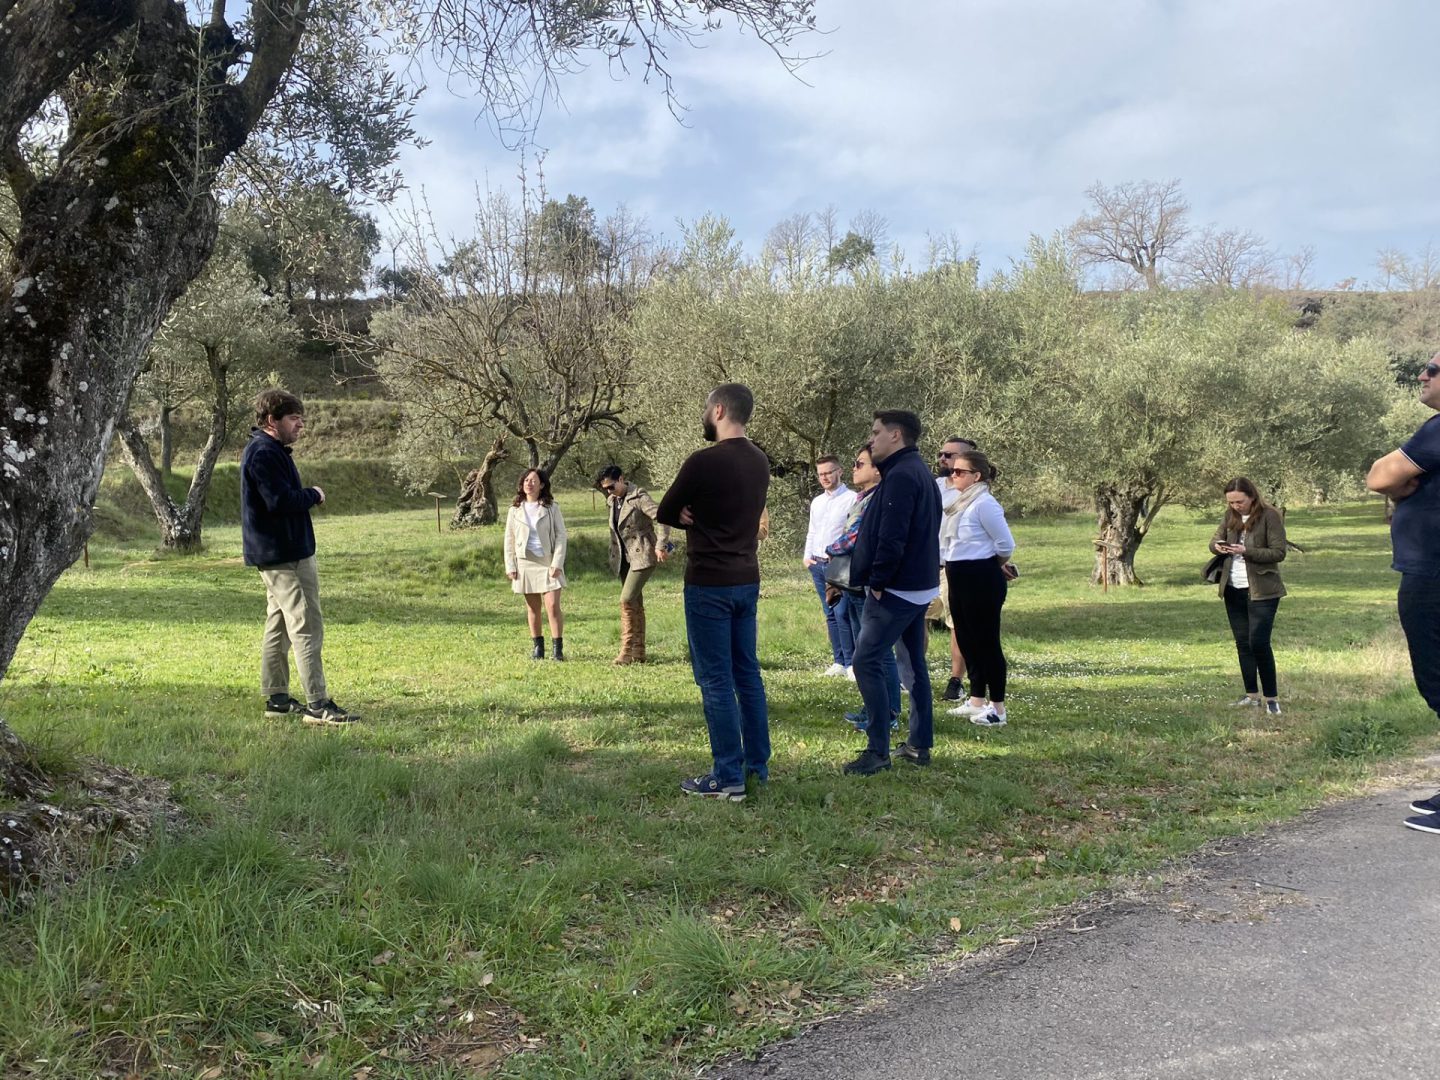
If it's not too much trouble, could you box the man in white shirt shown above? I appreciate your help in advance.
[804,455,856,676]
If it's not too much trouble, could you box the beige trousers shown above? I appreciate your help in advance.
[259,556,327,703]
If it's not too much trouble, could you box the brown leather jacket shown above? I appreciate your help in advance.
[608,486,669,574]
[1208,505,1287,600]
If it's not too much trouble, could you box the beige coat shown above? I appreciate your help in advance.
[1208,505,1287,600]
[504,501,567,574]
[607,486,669,574]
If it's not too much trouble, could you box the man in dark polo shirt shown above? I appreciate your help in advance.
[1367,352,1440,833]
[657,383,771,801]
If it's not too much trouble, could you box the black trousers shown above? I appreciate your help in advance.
[947,559,1008,703]
[1222,584,1280,698]
[1398,573,1440,720]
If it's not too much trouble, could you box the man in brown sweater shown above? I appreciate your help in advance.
[657,383,771,801]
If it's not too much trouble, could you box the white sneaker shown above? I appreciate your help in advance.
[949,700,987,718]
[971,709,1007,727]
[822,662,846,677]
[845,666,857,681]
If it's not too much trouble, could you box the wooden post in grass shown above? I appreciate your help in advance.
[425,492,448,533]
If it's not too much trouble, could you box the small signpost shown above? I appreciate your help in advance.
[425,492,448,533]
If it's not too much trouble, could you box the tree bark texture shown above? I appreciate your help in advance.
[1091,486,1149,587]
[452,435,508,528]
[1,1,304,679]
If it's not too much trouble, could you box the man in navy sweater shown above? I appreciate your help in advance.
[845,410,942,775]
[241,389,359,726]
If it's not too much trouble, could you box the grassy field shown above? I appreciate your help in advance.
[1,495,1432,1078]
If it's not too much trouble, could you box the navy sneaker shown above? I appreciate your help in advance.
[303,699,361,726]
[1265,700,1282,716]
[680,774,746,802]
[850,711,900,732]
[1403,814,1440,835]
[264,694,306,718]
[842,750,892,776]
[843,709,867,725]
[971,709,1007,727]
[1409,793,1440,815]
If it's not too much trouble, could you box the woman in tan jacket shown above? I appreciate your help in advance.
[504,469,567,661]
[596,466,670,664]
[1208,477,1287,714]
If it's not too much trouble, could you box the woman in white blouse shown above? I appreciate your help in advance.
[942,450,1016,726]
[504,469,568,661]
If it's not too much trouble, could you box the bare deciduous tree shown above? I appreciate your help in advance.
[1175,226,1277,289]
[1068,179,1190,290]
[1376,243,1440,291]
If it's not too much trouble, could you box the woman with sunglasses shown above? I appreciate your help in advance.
[595,465,671,664]
[944,450,1015,727]
[1208,477,1287,714]
[824,445,902,732]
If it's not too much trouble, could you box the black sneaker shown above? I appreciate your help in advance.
[1409,793,1440,815]
[942,676,964,702]
[264,694,306,718]
[1265,700,1282,716]
[895,742,931,766]
[1403,814,1440,835]
[303,699,361,726]
[842,750,891,776]
[680,773,746,802]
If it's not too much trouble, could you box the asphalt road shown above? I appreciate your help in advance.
[714,782,1440,1080]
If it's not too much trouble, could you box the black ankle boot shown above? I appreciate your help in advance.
[531,636,544,660]
[552,637,565,662]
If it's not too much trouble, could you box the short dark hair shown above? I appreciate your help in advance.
[873,409,922,446]
[255,388,303,428]
[708,383,755,426]
[595,464,623,491]
[815,454,841,468]
[942,434,977,451]
[513,468,554,507]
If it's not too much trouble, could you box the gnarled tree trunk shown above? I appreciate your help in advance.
[1,1,300,681]
[452,433,508,528]
[1092,484,1165,587]
[116,347,231,553]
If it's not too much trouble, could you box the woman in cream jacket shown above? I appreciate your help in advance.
[504,469,568,660]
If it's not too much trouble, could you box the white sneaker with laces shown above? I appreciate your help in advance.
[971,709,1008,727]
[822,662,846,677]
[845,666,856,681]
[949,700,987,717]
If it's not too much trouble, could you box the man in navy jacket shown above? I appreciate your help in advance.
[845,410,942,775]
[241,389,359,726]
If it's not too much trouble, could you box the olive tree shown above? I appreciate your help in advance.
[0,0,817,781]
[117,249,296,552]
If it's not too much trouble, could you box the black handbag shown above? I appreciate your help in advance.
[1202,552,1226,585]
[822,554,852,589]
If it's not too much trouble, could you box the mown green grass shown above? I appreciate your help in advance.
[1,496,1432,1078]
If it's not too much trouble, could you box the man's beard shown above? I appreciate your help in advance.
[702,417,718,442]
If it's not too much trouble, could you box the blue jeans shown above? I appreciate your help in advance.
[1398,573,1440,719]
[683,584,771,787]
[845,590,901,723]
[809,561,854,666]
[853,591,933,757]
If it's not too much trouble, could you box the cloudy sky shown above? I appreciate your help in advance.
[386,0,1440,287]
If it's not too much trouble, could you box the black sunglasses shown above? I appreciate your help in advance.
[852,459,866,468]
[1425,362,1440,378]
[599,483,615,493]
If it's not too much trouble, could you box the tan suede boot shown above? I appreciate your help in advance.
[631,599,647,663]
[613,602,635,665]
